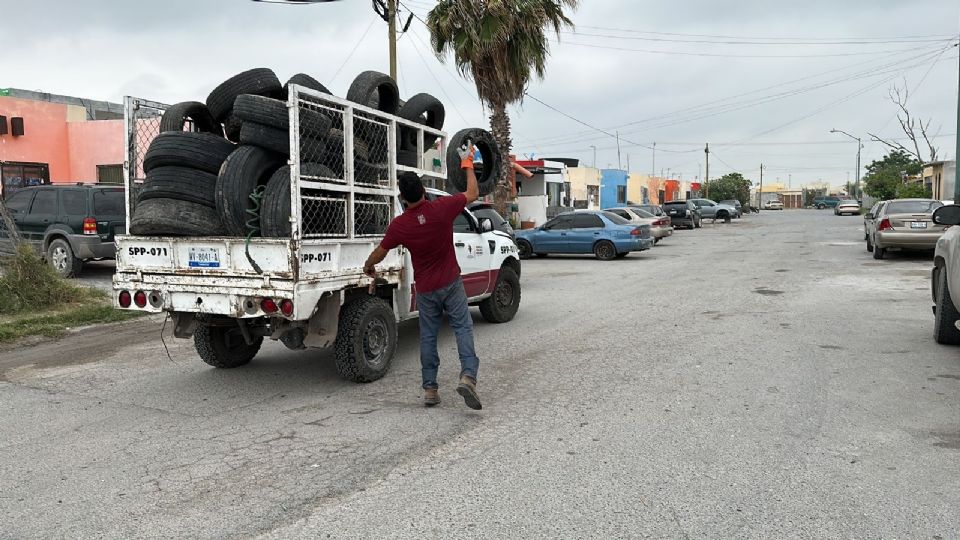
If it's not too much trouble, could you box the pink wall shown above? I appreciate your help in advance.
[0,96,124,184]
[67,120,124,181]
[0,97,72,181]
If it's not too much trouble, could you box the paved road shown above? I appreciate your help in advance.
[2,210,958,538]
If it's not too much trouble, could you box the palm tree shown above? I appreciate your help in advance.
[427,0,578,213]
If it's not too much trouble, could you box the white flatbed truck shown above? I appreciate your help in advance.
[113,88,521,382]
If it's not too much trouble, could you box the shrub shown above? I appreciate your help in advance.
[0,245,100,314]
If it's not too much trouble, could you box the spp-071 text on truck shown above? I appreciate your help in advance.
[113,87,521,382]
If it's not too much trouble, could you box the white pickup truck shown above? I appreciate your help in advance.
[113,89,521,382]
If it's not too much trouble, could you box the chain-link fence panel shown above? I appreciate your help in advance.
[124,97,168,216]
[300,189,348,238]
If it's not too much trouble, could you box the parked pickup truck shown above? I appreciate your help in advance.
[113,89,522,382]
[813,196,841,209]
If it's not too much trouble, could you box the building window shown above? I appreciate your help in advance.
[1,161,50,198]
[616,185,627,204]
[97,164,124,185]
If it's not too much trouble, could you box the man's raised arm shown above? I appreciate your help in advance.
[458,142,479,204]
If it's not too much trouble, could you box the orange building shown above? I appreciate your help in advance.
[0,88,124,197]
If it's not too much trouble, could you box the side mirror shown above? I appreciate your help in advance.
[479,218,494,233]
[933,205,960,226]
[864,213,874,220]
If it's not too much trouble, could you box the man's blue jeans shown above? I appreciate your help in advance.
[416,277,480,389]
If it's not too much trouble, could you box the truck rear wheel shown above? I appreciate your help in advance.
[334,296,397,383]
[194,324,263,368]
[479,267,521,323]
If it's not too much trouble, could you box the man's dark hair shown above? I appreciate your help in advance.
[398,172,424,203]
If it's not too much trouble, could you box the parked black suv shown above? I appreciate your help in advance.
[2,185,125,277]
[661,200,702,230]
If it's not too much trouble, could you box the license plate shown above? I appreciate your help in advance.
[669,210,678,215]
[911,221,927,229]
[188,247,221,268]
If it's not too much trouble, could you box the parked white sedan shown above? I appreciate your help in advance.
[834,200,861,215]
[763,200,784,210]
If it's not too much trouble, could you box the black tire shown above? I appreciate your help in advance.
[934,268,960,344]
[594,240,616,261]
[873,243,885,259]
[206,68,281,122]
[282,73,332,99]
[719,211,731,223]
[130,197,227,236]
[322,129,369,166]
[516,239,532,260]
[866,236,874,252]
[345,70,400,114]
[695,217,702,228]
[354,159,388,185]
[159,101,224,136]
[216,145,287,237]
[194,323,262,368]
[654,238,661,245]
[138,166,218,208]
[239,122,290,155]
[46,238,83,278]
[535,253,548,258]
[398,93,445,151]
[233,94,333,134]
[446,128,501,197]
[143,132,235,174]
[260,163,335,238]
[397,149,418,167]
[224,113,243,143]
[334,296,397,383]
[479,266,521,323]
[687,220,695,230]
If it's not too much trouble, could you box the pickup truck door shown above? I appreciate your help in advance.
[566,213,605,253]
[453,211,493,299]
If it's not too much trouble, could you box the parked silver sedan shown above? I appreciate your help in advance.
[834,200,860,216]
[865,198,946,259]
[604,207,674,244]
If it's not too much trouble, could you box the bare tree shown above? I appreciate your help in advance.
[867,82,940,164]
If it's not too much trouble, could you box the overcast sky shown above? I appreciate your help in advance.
[2,0,957,187]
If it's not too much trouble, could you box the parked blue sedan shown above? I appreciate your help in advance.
[515,210,654,260]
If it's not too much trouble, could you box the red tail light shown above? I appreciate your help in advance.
[261,298,278,314]
[630,228,641,236]
[133,290,147,308]
[118,290,131,308]
[280,299,294,317]
[878,218,892,231]
[654,218,667,226]
[83,217,97,235]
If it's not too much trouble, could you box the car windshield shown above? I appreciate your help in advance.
[602,212,630,225]
[720,200,738,205]
[839,200,858,205]
[885,200,942,214]
[631,208,654,218]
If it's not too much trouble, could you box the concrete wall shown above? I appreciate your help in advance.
[518,195,548,226]
[568,167,601,202]
[600,169,628,208]
[627,173,649,204]
[0,96,124,184]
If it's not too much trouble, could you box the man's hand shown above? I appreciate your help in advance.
[458,141,479,204]
[364,246,389,279]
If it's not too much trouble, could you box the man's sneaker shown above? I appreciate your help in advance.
[424,388,441,407]
[456,377,482,410]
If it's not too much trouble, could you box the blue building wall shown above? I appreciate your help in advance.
[600,169,629,208]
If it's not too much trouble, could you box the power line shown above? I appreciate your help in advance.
[329,16,378,84]
[574,24,957,42]
[554,39,948,59]
[561,30,954,46]
[523,93,656,151]
[403,24,469,125]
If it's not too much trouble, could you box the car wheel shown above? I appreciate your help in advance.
[516,240,532,260]
[194,322,263,369]
[864,229,868,240]
[593,240,616,261]
[866,236,874,252]
[934,268,960,344]
[46,238,83,278]
[479,267,521,323]
[654,238,660,245]
[615,252,629,258]
[873,243,885,260]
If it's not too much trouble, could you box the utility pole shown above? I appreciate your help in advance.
[627,153,631,171]
[788,173,792,190]
[590,145,597,168]
[704,143,710,199]
[651,142,656,178]
[758,163,764,211]
[616,130,622,170]
[387,0,398,80]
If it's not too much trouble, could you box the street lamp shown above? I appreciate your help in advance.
[830,128,862,201]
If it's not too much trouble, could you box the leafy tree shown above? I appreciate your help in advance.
[862,150,923,200]
[896,182,931,199]
[427,0,579,214]
[703,172,752,207]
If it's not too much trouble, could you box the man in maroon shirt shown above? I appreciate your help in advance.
[363,145,482,409]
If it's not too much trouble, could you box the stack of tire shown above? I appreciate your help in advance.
[130,67,501,238]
